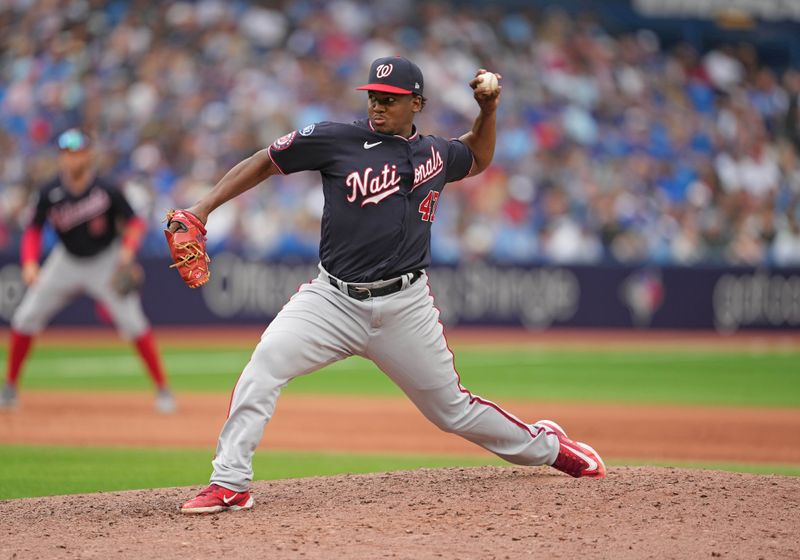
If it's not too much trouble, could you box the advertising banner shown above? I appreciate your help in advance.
[1,254,798,332]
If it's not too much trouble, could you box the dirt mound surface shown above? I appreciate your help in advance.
[1,466,798,560]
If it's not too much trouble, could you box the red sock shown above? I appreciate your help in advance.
[6,330,34,386]
[94,301,114,326]
[134,330,168,390]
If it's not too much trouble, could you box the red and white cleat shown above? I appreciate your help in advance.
[180,484,254,514]
[537,419,606,479]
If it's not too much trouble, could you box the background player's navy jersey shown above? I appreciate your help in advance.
[32,176,135,257]
[268,119,473,282]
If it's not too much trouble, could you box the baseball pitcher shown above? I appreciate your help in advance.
[168,57,605,514]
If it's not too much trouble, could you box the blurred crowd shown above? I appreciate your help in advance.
[1,0,800,266]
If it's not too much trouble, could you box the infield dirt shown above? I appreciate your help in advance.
[2,391,800,464]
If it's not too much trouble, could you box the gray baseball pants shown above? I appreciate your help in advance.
[12,242,149,339]
[210,267,559,491]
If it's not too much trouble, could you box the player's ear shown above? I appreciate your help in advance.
[411,94,422,114]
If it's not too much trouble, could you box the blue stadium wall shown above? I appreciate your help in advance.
[1,255,798,332]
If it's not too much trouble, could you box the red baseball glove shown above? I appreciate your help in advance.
[164,209,210,288]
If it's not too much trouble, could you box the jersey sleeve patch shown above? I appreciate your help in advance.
[271,130,298,151]
[267,121,337,174]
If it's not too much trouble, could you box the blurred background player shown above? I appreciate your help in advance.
[0,129,175,413]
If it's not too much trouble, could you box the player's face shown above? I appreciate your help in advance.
[367,92,421,137]
[58,148,92,178]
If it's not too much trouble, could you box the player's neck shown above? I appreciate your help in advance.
[384,123,414,138]
[62,168,94,195]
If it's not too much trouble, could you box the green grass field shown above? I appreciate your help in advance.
[7,345,800,406]
[2,446,797,500]
[0,446,508,500]
[1,343,798,500]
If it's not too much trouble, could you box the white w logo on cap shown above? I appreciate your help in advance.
[376,64,393,78]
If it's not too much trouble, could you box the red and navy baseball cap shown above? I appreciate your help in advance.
[356,56,424,96]
[57,128,91,152]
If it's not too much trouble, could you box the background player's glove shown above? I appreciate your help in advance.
[164,209,210,288]
[111,261,144,296]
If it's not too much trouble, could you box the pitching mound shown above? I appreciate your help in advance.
[2,466,798,559]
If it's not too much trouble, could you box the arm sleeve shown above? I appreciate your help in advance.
[120,216,146,253]
[445,139,475,183]
[20,226,43,265]
[21,190,48,264]
[267,122,335,175]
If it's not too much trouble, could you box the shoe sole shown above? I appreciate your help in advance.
[180,496,254,514]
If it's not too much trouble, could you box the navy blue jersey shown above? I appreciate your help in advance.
[32,176,135,257]
[267,119,473,282]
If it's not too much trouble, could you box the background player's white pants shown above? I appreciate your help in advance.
[211,271,560,491]
[12,243,149,339]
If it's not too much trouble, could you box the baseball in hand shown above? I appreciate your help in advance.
[476,72,499,94]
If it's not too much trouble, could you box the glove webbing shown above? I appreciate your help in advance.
[168,241,208,268]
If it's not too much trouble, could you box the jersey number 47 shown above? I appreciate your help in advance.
[418,190,440,222]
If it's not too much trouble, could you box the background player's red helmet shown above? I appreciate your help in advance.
[356,56,424,96]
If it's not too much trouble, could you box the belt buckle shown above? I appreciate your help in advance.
[350,286,371,300]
